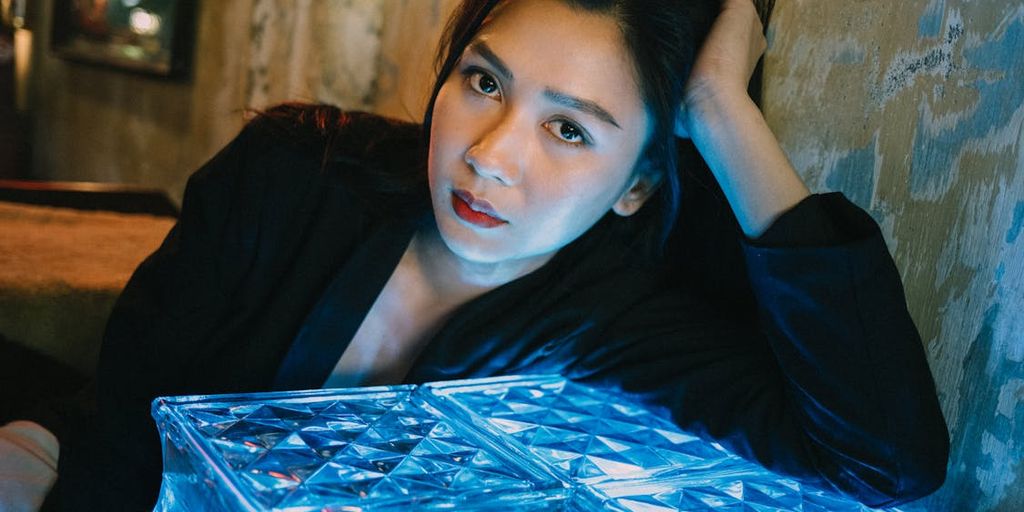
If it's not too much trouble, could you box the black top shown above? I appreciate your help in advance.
[30,110,948,511]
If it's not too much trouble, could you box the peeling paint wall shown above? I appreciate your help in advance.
[764,1,1024,510]
[246,0,384,110]
[372,0,460,120]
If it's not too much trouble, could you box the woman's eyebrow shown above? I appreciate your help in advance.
[467,41,621,130]
[467,41,514,82]
[542,89,621,130]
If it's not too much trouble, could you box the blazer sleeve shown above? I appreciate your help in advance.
[49,122,267,509]
[42,107,415,510]
[570,193,949,508]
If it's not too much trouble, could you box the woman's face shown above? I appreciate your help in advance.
[428,0,653,267]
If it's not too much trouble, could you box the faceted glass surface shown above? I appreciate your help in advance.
[152,386,566,511]
[424,375,748,486]
[153,375,900,511]
[575,471,888,511]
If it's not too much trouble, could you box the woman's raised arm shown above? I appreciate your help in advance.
[570,0,950,505]
[677,0,809,238]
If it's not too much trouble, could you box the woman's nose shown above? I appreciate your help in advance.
[464,116,524,186]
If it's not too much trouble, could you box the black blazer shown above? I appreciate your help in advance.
[37,110,948,510]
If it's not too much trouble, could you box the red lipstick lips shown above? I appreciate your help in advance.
[451,190,507,228]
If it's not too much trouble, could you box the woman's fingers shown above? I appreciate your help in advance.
[677,0,768,138]
[691,0,765,97]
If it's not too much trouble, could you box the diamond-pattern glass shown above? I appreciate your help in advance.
[573,471,889,511]
[153,375,900,511]
[153,385,566,511]
[424,376,748,486]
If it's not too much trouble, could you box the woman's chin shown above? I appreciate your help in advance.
[437,227,509,265]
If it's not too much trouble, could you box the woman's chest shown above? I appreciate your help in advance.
[320,253,451,389]
[320,300,424,388]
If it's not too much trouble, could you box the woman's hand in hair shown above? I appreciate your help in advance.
[676,0,809,238]
[679,0,766,123]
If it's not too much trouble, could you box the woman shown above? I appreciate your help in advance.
[2,0,948,509]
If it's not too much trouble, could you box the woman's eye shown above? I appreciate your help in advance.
[465,69,500,98]
[546,119,589,147]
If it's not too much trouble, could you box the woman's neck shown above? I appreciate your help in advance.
[409,225,554,303]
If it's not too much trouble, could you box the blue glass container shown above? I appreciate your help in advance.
[152,375,896,511]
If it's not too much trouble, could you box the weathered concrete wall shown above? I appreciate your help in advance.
[764,1,1023,510]
[246,0,384,111]
[372,0,460,121]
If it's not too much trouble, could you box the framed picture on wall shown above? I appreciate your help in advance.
[50,0,197,78]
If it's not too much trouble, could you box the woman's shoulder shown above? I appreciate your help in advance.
[244,103,425,168]
[188,103,429,217]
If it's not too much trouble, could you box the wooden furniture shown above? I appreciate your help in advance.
[0,179,178,216]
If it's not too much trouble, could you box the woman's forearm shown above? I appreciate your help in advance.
[685,90,810,238]
[680,0,809,238]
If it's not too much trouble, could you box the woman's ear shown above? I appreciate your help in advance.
[612,169,662,217]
